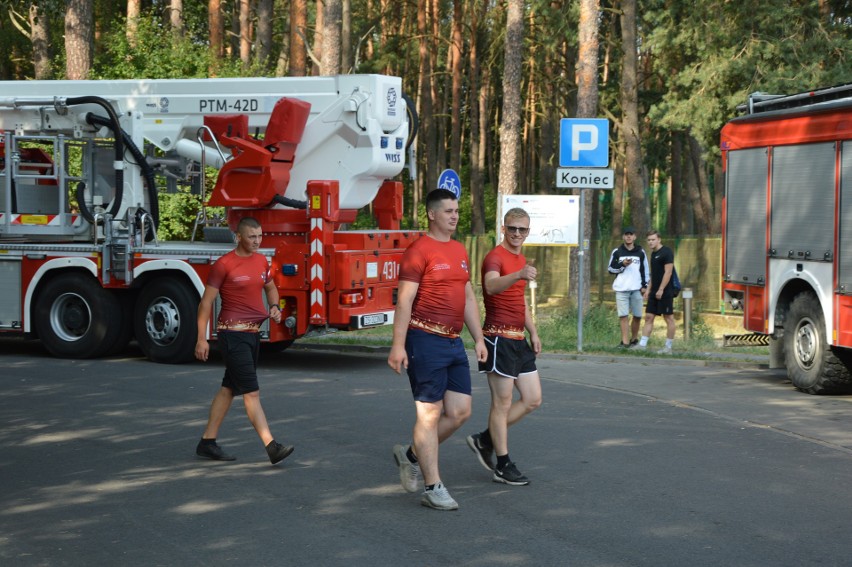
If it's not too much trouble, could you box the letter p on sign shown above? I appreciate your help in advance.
[559,118,609,168]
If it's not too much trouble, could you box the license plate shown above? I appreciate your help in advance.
[360,313,386,327]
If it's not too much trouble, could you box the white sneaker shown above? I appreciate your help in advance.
[656,346,673,354]
[630,343,647,350]
[393,444,420,493]
[421,482,459,511]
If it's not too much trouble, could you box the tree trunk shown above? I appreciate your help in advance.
[484,70,496,205]
[576,0,600,118]
[256,0,273,68]
[209,0,224,63]
[170,0,184,38]
[612,129,626,237]
[688,134,713,235]
[449,0,463,173]
[497,0,524,198]
[289,0,307,76]
[127,0,141,46]
[536,2,562,200]
[619,0,650,234]
[713,160,723,234]
[30,5,51,79]
[364,0,374,61]
[65,0,93,80]
[468,0,486,235]
[239,0,251,68]
[669,132,683,237]
[380,0,391,72]
[415,0,436,226]
[522,36,535,195]
[322,0,342,75]
[573,0,601,309]
[229,2,240,58]
[341,0,351,72]
[312,0,324,76]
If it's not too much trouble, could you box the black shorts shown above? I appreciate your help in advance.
[218,330,260,396]
[478,335,537,378]
[646,292,674,315]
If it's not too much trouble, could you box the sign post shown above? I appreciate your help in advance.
[559,118,612,352]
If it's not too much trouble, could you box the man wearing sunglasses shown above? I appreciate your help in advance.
[466,207,542,486]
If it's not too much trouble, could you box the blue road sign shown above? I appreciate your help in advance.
[559,118,609,168]
[437,169,462,199]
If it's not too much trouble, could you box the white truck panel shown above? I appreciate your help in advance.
[0,74,408,211]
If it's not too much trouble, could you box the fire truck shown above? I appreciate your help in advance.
[721,83,852,393]
[0,74,421,363]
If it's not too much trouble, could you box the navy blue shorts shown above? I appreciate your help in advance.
[405,328,472,402]
[218,330,260,396]
[478,335,537,378]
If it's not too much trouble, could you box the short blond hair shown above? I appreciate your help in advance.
[503,207,530,224]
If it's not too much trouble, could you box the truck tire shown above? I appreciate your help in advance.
[783,292,852,394]
[134,278,197,364]
[35,273,122,359]
[101,291,136,356]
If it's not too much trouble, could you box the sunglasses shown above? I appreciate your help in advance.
[505,225,530,235]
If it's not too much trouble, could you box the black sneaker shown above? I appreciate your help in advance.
[466,433,495,471]
[617,342,630,349]
[196,440,236,461]
[493,461,530,486]
[266,440,294,465]
[629,339,639,346]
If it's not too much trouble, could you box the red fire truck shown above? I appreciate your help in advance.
[0,75,420,363]
[721,83,852,393]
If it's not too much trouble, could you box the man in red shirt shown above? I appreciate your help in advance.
[194,217,294,465]
[388,189,487,511]
[466,207,542,485]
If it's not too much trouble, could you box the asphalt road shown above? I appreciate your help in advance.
[3,339,852,566]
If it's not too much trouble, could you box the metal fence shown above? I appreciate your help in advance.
[463,236,723,312]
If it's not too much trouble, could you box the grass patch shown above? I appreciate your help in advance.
[299,300,767,361]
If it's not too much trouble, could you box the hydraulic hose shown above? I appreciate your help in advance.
[66,96,125,222]
[402,92,419,152]
[270,194,308,209]
[86,113,159,230]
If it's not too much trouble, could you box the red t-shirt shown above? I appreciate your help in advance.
[399,235,471,337]
[482,245,527,336]
[207,250,271,332]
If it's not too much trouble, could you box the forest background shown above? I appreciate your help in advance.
[1,0,850,309]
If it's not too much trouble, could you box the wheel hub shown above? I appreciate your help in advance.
[144,297,180,346]
[795,318,818,369]
[50,292,90,342]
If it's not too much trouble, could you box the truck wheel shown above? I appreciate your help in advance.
[35,273,121,359]
[134,278,197,364]
[101,292,136,356]
[783,292,852,394]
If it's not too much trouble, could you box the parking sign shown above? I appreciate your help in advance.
[559,118,609,167]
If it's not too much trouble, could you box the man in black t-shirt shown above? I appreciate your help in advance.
[631,230,676,354]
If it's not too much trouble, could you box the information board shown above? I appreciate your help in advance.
[500,194,579,245]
